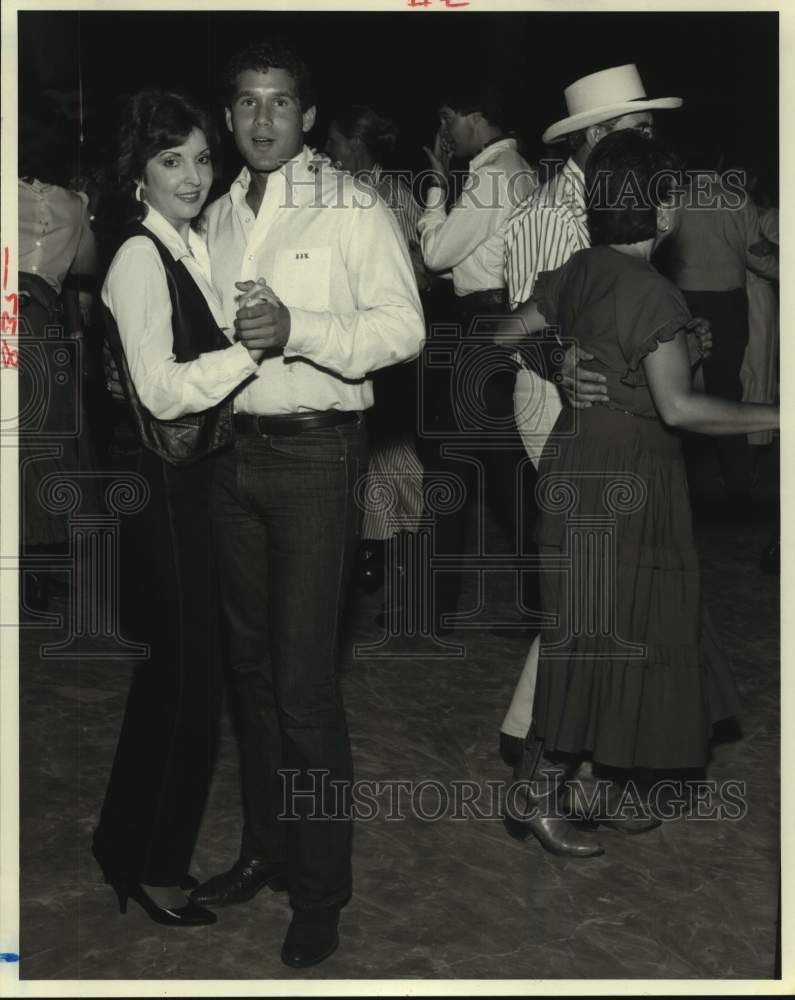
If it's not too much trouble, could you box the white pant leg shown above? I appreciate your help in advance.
[501,633,540,739]
[513,367,563,469]
[500,369,561,739]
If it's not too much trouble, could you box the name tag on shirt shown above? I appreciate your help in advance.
[272,247,331,312]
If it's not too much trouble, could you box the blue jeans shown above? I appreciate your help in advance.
[211,419,367,910]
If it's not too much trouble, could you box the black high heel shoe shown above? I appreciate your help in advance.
[92,845,216,927]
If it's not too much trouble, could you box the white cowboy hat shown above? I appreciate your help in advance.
[542,64,683,144]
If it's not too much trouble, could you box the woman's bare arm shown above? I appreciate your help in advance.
[643,330,778,435]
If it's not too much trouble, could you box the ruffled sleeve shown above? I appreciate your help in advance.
[618,270,692,387]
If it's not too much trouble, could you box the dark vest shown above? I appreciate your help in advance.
[102,224,236,466]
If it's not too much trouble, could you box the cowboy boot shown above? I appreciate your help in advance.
[562,764,661,834]
[503,730,604,858]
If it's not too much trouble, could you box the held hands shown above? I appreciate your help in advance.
[234,280,291,364]
[558,344,609,409]
[686,316,712,359]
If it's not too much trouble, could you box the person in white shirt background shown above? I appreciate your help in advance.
[417,85,537,636]
[324,106,429,626]
[187,40,425,969]
[93,90,263,931]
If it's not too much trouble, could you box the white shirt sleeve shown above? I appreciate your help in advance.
[282,200,425,380]
[102,239,258,421]
[418,168,510,272]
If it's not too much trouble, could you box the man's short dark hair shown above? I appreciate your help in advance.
[438,83,515,133]
[585,130,681,245]
[224,40,315,111]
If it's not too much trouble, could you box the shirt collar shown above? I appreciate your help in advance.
[229,145,324,209]
[563,157,585,185]
[142,204,204,262]
[469,136,517,171]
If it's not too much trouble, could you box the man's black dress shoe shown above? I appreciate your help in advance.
[190,858,288,907]
[281,907,340,968]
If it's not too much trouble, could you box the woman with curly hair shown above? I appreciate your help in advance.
[91,90,264,925]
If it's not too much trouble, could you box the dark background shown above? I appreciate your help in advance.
[19,9,779,199]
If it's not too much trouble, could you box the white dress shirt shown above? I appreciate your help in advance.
[101,205,258,421]
[418,137,537,296]
[203,146,425,416]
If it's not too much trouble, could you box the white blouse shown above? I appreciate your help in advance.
[101,205,257,421]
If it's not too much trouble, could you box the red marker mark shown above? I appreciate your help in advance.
[1,339,19,368]
[0,248,17,350]
[2,296,18,336]
[407,0,470,7]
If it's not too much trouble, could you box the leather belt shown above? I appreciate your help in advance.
[233,410,360,436]
[458,288,508,309]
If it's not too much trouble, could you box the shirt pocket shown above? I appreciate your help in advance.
[272,246,331,312]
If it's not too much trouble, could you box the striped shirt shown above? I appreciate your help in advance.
[365,166,423,251]
[502,158,588,468]
[503,157,589,308]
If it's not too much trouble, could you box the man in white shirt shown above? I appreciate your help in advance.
[189,40,425,968]
[417,86,537,633]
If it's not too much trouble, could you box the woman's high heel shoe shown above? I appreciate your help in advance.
[92,843,216,926]
[114,881,217,926]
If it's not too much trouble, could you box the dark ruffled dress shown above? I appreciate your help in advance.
[531,247,740,771]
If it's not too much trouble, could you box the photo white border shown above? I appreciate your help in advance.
[0,1,790,995]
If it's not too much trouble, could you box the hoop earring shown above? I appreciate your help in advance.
[135,181,144,202]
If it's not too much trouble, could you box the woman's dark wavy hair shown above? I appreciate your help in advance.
[223,39,315,111]
[585,130,682,246]
[116,90,218,203]
[331,106,398,166]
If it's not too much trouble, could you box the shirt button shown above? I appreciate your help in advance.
[35,240,41,247]
[248,254,254,261]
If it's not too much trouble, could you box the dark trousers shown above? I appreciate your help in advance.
[421,291,538,620]
[682,287,753,492]
[95,431,224,885]
[210,421,367,910]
